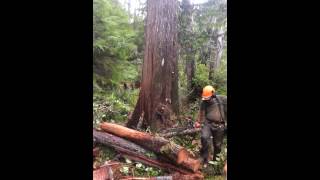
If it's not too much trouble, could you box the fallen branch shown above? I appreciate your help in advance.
[120,172,204,180]
[119,148,192,175]
[160,126,190,134]
[160,128,201,138]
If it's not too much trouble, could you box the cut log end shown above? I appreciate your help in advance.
[181,158,201,173]
[93,166,108,180]
[177,149,189,164]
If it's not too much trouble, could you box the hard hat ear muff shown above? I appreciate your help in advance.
[212,90,216,98]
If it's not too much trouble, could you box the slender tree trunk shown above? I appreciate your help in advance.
[127,0,131,19]
[181,0,196,98]
[133,6,137,30]
[214,29,225,69]
[209,29,225,80]
[186,58,195,92]
[127,0,179,132]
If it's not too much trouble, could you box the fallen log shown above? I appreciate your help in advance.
[119,148,192,175]
[93,129,148,155]
[94,129,194,175]
[160,128,201,138]
[100,122,200,172]
[93,161,122,180]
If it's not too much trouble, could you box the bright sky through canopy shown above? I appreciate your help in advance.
[118,0,210,15]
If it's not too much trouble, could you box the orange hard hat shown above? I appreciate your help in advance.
[202,85,215,100]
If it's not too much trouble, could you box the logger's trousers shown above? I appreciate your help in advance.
[200,121,225,163]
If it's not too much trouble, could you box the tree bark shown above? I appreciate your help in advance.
[127,0,179,132]
[100,122,200,172]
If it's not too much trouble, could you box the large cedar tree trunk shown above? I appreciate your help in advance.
[127,0,179,132]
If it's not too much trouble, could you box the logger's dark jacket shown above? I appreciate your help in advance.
[199,95,227,125]
[199,95,227,163]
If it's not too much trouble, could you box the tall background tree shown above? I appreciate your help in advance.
[192,0,227,95]
[179,0,196,102]
[178,0,227,106]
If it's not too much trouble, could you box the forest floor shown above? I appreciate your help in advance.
[94,122,227,180]
[93,93,227,180]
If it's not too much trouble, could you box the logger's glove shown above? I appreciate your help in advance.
[194,121,201,128]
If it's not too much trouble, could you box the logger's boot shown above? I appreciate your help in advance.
[199,157,208,169]
[203,162,208,169]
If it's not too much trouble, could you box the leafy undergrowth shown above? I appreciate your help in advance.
[94,145,165,177]
[93,89,139,128]
[119,161,165,177]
